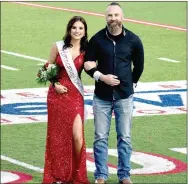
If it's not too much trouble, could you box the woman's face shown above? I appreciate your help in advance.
[70,21,85,40]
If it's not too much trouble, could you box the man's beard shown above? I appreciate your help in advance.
[107,20,122,33]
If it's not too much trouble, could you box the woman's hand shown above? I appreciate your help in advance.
[84,61,97,71]
[54,83,68,94]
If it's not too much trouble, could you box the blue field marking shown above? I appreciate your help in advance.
[135,89,186,94]
[1,102,47,115]
[1,88,186,116]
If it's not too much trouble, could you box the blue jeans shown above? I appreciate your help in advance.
[93,95,133,181]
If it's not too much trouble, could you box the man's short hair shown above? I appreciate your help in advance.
[107,2,121,8]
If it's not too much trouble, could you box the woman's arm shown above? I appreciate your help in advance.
[47,43,68,93]
[48,43,59,64]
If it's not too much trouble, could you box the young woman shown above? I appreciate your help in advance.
[42,16,91,184]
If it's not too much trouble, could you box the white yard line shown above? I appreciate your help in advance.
[1,155,43,173]
[11,2,186,32]
[37,63,45,65]
[158,58,181,63]
[170,148,187,154]
[1,50,46,63]
[1,65,18,71]
[1,49,181,67]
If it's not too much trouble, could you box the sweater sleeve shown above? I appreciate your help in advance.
[132,36,144,83]
[84,36,98,78]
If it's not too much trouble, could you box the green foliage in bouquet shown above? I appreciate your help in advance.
[36,62,59,85]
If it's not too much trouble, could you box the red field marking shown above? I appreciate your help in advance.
[1,171,33,184]
[10,2,186,32]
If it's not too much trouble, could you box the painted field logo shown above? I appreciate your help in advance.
[1,81,187,125]
[86,149,187,175]
[1,171,32,184]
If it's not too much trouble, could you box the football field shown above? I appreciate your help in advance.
[1,2,187,183]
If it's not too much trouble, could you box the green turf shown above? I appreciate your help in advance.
[1,114,186,183]
[1,3,186,89]
[36,2,186,27]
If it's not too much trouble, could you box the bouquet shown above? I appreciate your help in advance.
[36,62,59,85]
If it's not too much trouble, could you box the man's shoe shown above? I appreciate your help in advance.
[95,178,105,183]
[119,178,133,184]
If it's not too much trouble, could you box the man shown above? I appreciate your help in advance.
[84,2,144,184]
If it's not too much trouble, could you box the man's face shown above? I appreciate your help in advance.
[105,5,123,29]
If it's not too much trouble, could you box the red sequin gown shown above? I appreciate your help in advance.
[43,53,89,184]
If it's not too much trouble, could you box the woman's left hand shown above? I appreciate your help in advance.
[54,83,68,94]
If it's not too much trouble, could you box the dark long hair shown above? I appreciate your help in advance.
[63,16,88,52]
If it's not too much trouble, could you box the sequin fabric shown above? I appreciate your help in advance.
[43,53,90,184]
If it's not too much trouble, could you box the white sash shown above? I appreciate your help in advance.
[56,40,84,97]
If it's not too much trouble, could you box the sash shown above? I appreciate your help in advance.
[56,40,84,97]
